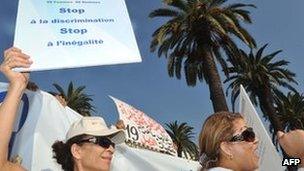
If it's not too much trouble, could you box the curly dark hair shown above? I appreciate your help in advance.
[52,134,87,171]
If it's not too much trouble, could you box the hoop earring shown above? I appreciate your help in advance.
[229,154,233,160]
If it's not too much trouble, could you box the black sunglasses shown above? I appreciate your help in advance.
[78,136,115,148]
[230,127,256,142]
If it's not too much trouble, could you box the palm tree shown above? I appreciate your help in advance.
[149,0,256,112]
[225,44,297,134]
[274,91,303,171]
[275,91,304,131]
[53,82,95,116]
[165,121,199,160]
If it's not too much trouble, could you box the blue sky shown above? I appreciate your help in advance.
[0,0,303,142]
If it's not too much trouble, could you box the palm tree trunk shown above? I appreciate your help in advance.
[257,86,283,132]
[258,87,295,170]
[201,47,229,112]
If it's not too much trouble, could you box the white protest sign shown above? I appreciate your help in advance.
[14,0,141,71]
[111,96,177,156]
[239,85,285,171]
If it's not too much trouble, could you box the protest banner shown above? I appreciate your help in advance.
[239,85,285,171]
[14,0,141,71]
[2,83,198,170]
[111,96,177,156]
[111,144,200,171]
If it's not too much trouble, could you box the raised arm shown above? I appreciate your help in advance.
[0,47,32,170]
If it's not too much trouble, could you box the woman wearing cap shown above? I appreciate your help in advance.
[52,116,125,171]
[198,112,304,171]
[0,47,32,171]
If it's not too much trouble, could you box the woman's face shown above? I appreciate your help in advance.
[229,119,259,171]
[76,137,115,171]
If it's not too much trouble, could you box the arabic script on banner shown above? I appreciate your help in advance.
[111,96,177,156]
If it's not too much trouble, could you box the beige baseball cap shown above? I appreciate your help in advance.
[66,117,125,144]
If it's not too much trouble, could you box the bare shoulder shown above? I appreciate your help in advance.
[1,162,26,171]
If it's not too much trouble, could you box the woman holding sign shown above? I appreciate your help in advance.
[0,47,32,171]
[0,47,125,171]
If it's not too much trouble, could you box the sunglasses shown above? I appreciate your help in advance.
[229,127,256,142]
[78,136,115,148]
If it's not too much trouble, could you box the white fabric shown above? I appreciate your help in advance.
[0,82,83,170]
[1,83,200,171]
[239,85,285,171]
[111,144,201,171]
[208,167,233,171]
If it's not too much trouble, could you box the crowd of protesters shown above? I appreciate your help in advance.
[0,47,303,171]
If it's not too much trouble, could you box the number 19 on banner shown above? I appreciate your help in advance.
[126,125,139,141]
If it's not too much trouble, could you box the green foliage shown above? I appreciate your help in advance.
[165,121,199,160]
[53,82,95,116]
[225,44,297,112]
[150,0,256,86]
[275,91,304,131]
